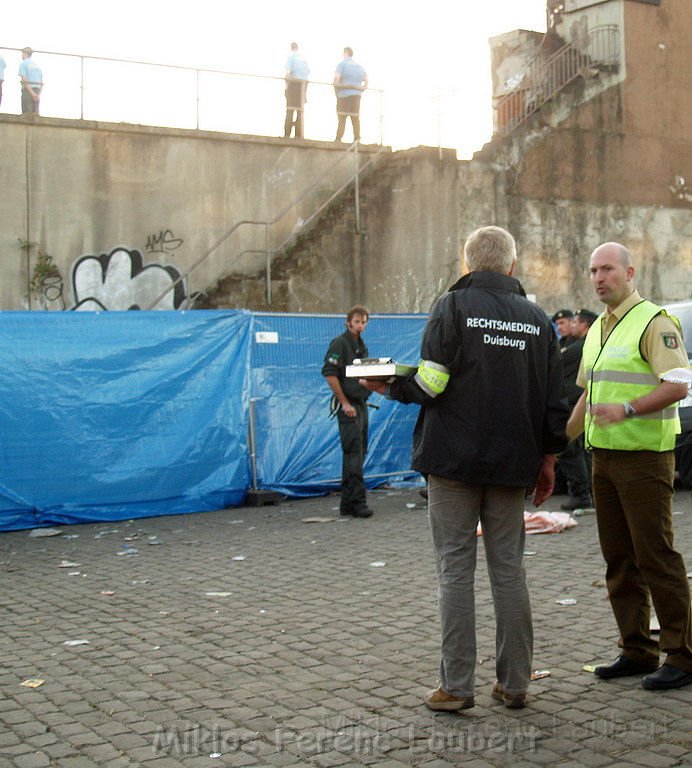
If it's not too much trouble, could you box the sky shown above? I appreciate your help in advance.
[2,0,548,157]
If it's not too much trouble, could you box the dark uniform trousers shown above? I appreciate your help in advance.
[592,448,692,673]
[337,400,368,513]
[558,436,591,499]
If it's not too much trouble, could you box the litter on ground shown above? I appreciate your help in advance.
[29,528,62,538]
[530,670,551,680]
[478,511,577,536]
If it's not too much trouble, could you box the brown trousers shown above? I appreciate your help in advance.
[592,448,692,672]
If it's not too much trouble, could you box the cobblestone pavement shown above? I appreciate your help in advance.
[1,488,690,768]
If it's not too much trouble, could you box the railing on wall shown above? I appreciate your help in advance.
[495,25,620,135]
[144,141,388,310]
[0,45,385,146]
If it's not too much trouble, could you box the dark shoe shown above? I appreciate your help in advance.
[351,506,373,518]
[560,495,593,511]
[491,682,527,709]
[419,487,428,500]
[642,664,692,690]
[594,655,659,679]
[424,686,474,711]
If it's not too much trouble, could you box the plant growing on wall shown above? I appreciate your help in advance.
[18,239,65,309]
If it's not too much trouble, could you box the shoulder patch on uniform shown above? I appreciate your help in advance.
[327,354,341,365]
[662,333,679,349]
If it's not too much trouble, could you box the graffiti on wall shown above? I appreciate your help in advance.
[70,247,187,311]
[145,229,184,254]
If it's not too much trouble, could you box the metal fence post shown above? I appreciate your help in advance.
[80,57,85,120]
[249,397,259,491]
[195,69,200,130]
[265,223,272,305]
[354,142,361,235]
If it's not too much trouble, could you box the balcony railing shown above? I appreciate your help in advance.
[0,45,385,145]
[495,25,620,135]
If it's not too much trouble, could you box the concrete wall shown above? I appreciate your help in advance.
[0,115,374,310]
[1,77,689,317]
[362,149,691,317]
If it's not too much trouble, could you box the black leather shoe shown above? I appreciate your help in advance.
[560,496,593,511]
[351,506,373,518]
[642,665,692,690]
[594,655,659,679]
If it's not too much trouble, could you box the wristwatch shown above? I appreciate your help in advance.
[623,401,637,418]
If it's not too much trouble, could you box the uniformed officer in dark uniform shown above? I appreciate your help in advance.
[558,308,598,510]
[552,308,575,349]
[321,305,373,518]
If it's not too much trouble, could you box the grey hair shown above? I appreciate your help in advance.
[463,226,517,274]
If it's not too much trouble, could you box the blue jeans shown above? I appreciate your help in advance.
[428,475,533,697]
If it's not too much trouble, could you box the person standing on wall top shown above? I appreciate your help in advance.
[321,305,374,519]
[0,53,6,106]
[362,226,569,710]
[284,42,310,139]
[333,47,367,142]
[18,47,43,115]
[557,308,598,510]
[567,241,692,690]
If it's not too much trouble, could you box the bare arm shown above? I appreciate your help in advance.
[590,381,688,426]
[20,74,42,102]
[567,391,587,441]
[529,454,557,507]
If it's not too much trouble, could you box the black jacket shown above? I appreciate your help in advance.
[560,336,585,407]
[390,271,569,487]
[321,330,371,403]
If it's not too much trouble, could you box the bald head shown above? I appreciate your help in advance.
[591,241,631,268]
[589,242,635,309]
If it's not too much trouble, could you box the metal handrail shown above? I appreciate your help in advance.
[145,141,387,310]
[189,143,389,308]
[0,45,384,143]
[495,25,620,135]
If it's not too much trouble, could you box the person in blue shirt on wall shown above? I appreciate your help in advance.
[333,47,367,142]
[0,54,6,107]
[18,47,43,115]
[284,42,310,139]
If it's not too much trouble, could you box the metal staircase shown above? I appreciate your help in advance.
[496,25,620,136]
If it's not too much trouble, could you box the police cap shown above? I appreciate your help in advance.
[551,309,574,322]
[575,308,598,325]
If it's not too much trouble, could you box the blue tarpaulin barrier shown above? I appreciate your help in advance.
[0,311,425,532]
[251,313,424,496]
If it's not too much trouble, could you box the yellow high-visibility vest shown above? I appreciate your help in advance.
[582,300,680,451]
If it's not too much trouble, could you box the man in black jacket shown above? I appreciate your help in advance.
[322,305,373,518]
[558,308,598,510]
[362,226,568,709]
